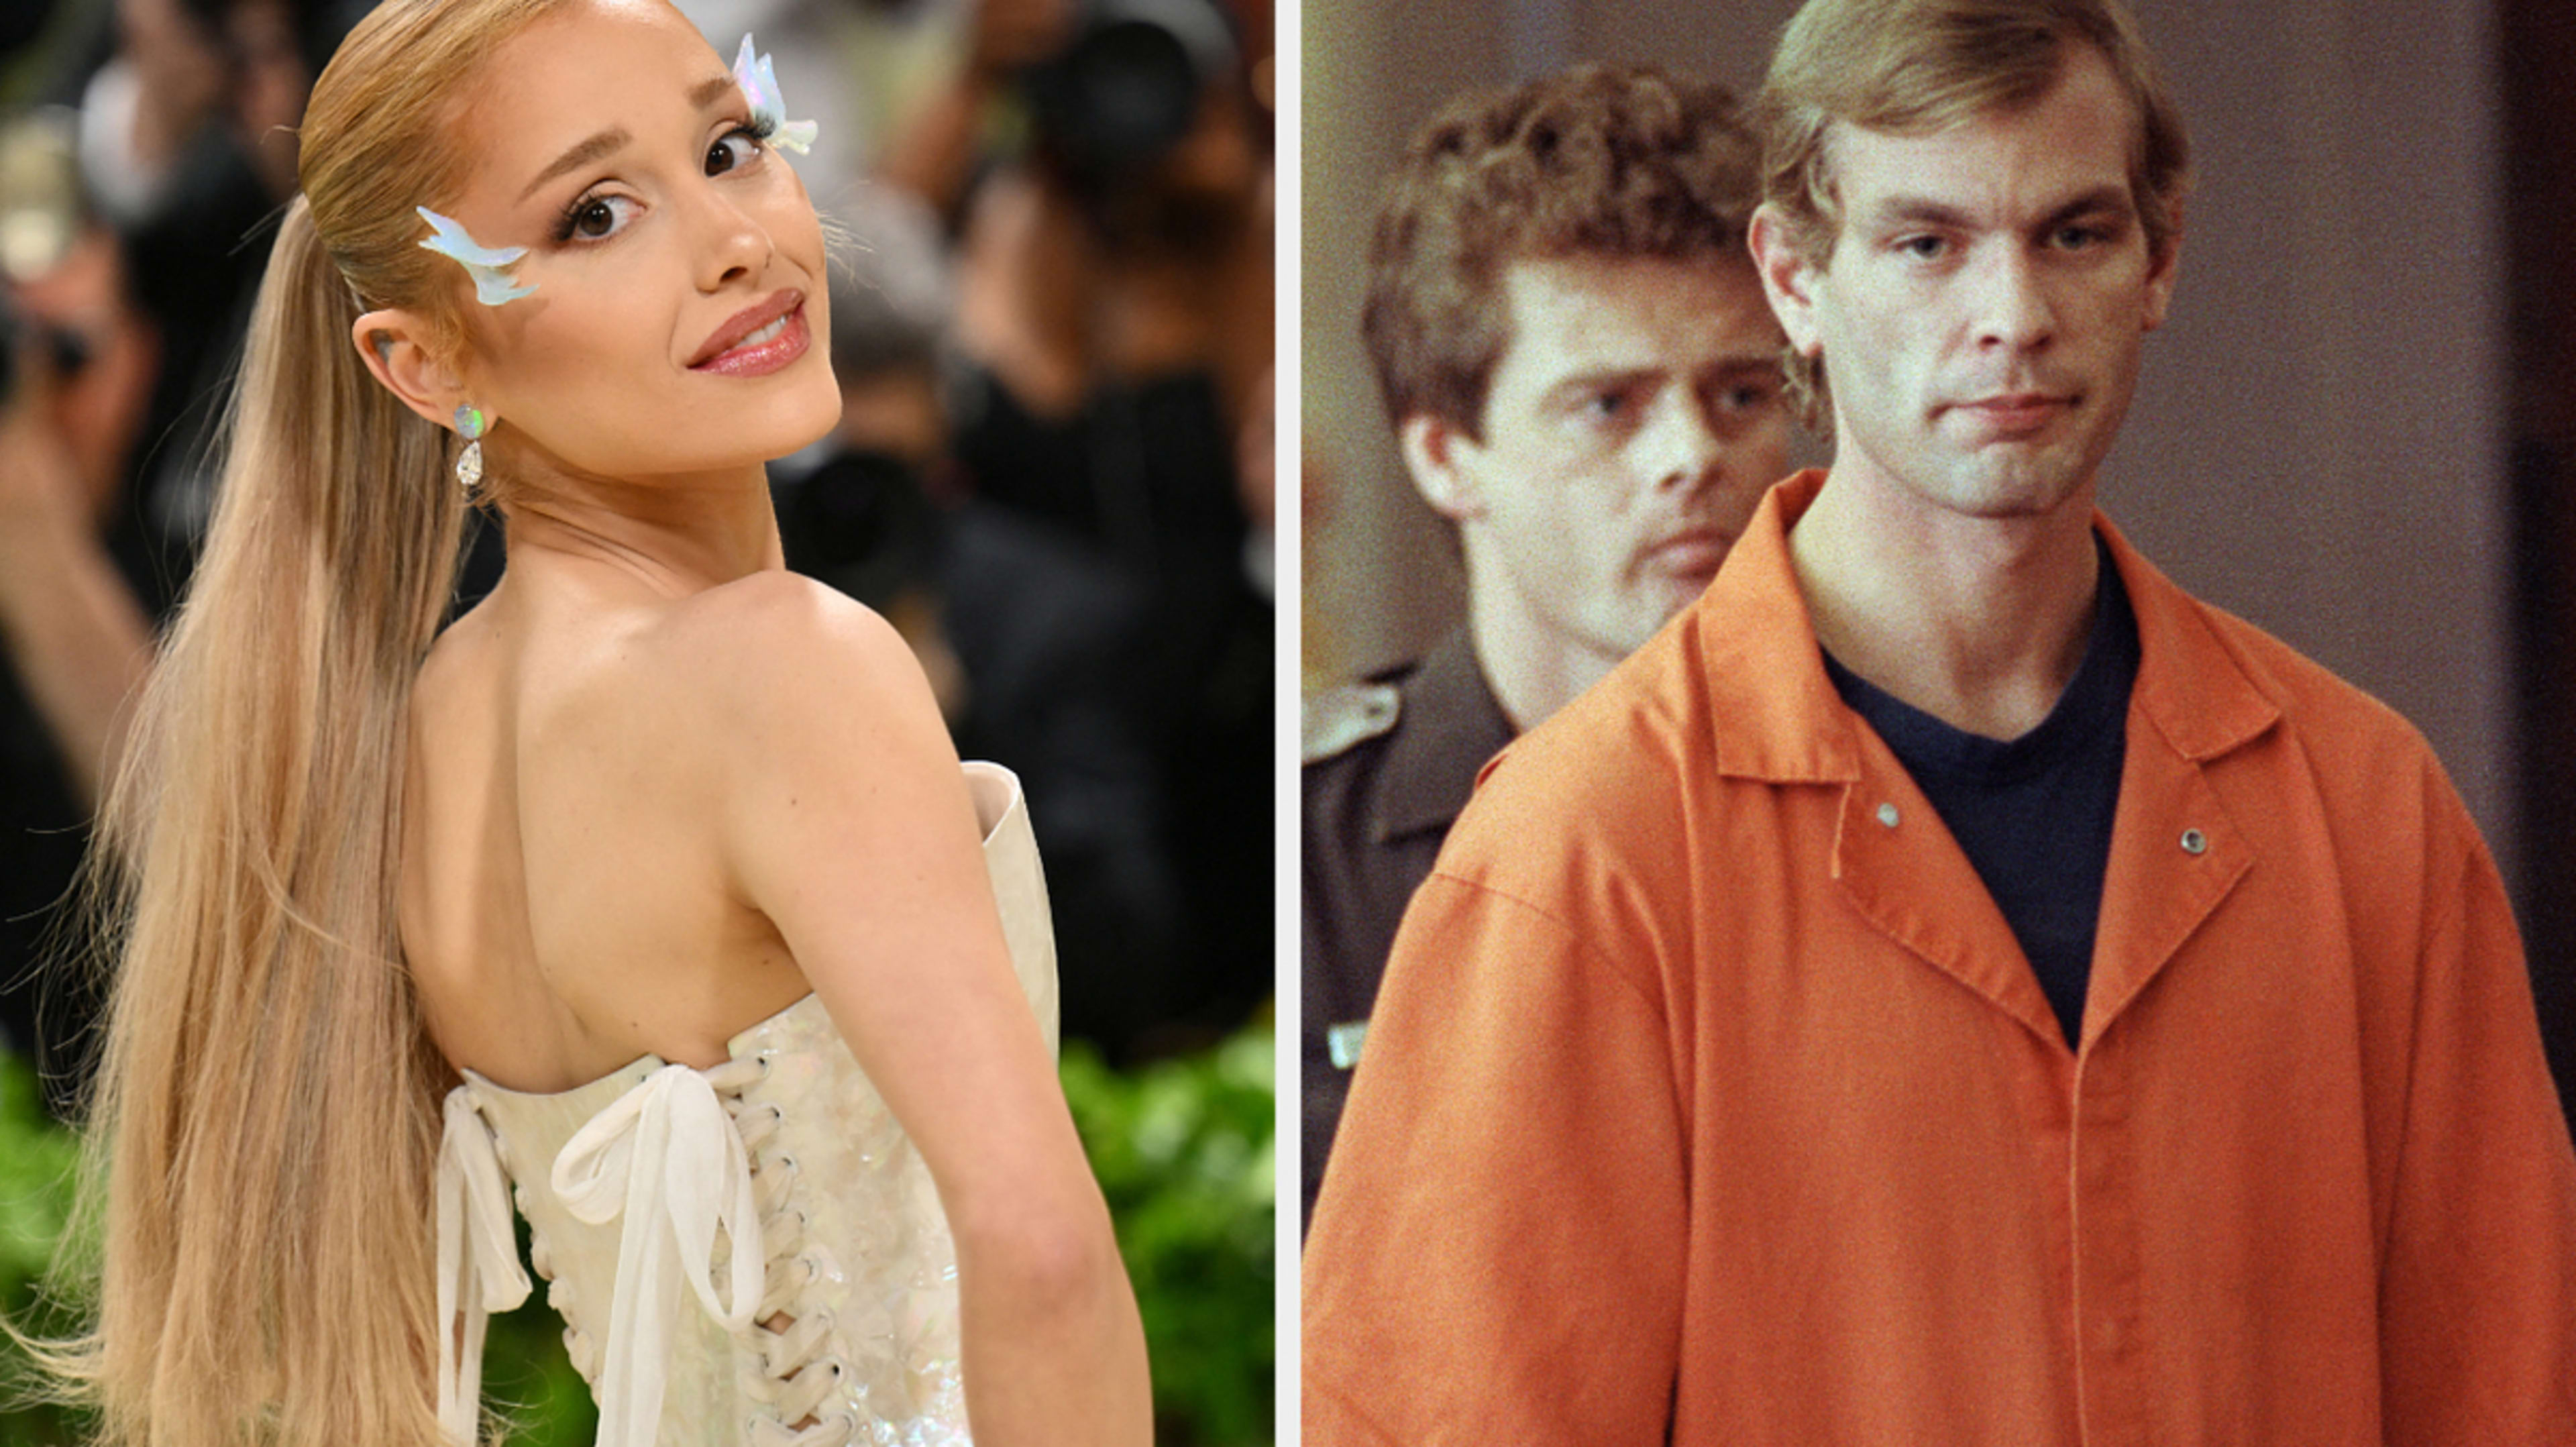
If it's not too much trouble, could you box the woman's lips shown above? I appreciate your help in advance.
[691,301,809,378]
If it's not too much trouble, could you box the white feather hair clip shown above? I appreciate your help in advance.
[733,36,818,155]
[415,207,537,305]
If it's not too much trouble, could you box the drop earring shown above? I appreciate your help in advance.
[454,405,488,496]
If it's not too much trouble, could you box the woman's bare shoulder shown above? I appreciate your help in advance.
[480,570,938,830]
[668,572,976,897]
[499,568,913,718]
[654,568,930,716]
[614,570,954,803]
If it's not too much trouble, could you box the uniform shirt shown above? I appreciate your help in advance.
[1301,630,1516,1232]
[1304,471,2576,1445]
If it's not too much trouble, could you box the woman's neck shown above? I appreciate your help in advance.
[495,459,786,598]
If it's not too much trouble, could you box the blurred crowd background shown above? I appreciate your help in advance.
[0,0,1275,1439]
[0,0,1275,1091]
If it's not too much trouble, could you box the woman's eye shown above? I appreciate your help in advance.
[707,127,764,176]
[568,195,637,241]
[1898,234,1946,260]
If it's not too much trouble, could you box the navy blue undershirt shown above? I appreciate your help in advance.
[1822,545,2140,1050]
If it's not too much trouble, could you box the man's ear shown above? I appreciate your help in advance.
[351,309,470,430]
[2141,201,2184,334]
[1748,204,1827,364]
[1397,411,1486,523]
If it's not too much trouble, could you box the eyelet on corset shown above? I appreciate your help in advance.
[732,1101,789,1155]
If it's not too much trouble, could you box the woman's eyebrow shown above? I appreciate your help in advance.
[512,78,741,204]
[520,127,630,202]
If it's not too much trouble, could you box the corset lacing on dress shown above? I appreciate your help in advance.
[429,763,1043,1447]
[434,1055,864,1447]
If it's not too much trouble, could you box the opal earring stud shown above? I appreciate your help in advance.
[454,405,488,496]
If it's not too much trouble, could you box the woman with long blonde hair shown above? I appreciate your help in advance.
[46,1,1152,1443]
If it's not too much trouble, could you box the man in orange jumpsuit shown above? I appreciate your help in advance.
[1300,0,2576,1440]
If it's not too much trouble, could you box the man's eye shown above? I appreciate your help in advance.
[1564,386,1622,418]
[1896,234,1947,260]
[1721,380,1780,413]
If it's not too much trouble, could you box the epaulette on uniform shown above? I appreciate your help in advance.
[1302,682,1401,765]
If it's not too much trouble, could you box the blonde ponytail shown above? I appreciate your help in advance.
[64,188,464,1447]
[32,3,562,1442]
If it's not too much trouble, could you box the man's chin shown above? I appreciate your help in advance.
[1919,454,2094,521]
[1631,575,1717,639]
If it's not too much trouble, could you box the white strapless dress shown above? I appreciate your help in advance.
[433,763,1056,1447]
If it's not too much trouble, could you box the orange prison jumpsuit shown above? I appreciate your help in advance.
[1302,472,2576,1445]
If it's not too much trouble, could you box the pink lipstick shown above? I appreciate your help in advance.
[690,291,809,377]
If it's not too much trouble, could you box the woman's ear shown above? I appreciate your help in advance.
[351,309,468,429]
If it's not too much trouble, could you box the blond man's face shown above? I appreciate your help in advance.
[1765,46,2178,523]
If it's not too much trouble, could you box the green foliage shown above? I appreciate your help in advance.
[1061,1024,1277,1447]
[0,1059,77,1289]
[0,1052,90,1445]
[0,1026,1277,1446]
[476,1284,597,1447]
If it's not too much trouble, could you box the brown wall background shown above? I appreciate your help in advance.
[1301,0,2520,901]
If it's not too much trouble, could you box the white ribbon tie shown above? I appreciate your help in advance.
[434,1087,534,1446]
[551,1064,767,1447]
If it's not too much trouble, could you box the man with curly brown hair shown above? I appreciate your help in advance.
[1301,63,1790,1232]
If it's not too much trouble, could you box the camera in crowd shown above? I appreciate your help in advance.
[0,109,95,409]
[1022,0,1238,193]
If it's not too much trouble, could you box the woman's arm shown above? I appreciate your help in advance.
[709,572,1152,1446]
